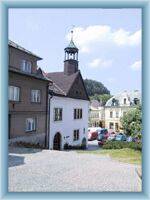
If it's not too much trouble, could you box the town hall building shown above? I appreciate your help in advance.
[47,32,89,150]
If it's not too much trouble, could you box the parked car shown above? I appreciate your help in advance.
[132,136,141,143]
[88,128,99,141]
[97,128,109,140]
[115,133,127,141]
[126,136,133,142]
[97,133,104,141]
[98,139,106,146]
[107,134,116,141]
[108,129,116,135]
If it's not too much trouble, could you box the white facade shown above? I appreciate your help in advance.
[89,106,105,127]
[89,90,141,132]
[49,96,89,150]
[104,106,132,131]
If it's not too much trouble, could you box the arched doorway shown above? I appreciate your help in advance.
[53,132,61,150]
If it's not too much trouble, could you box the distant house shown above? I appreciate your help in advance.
[89,100,105,128]
[89,90,141,132]
[9,40,51,147]
[105,90,141,131]
[47,34,89,150]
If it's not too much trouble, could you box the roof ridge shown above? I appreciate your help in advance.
[9,40,42,60]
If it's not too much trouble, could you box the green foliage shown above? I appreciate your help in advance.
[120,105,142,137]
[102,141,142,151]
[84,79,110,97]
[90,94,112,105]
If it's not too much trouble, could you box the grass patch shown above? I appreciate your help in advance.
[77,148,141,165]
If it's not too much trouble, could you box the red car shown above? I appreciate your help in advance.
[98,139,106,146]
[88,128,98,141]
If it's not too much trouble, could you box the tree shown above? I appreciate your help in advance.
[120,105,142,137]
[84,79,110,97]
[90,94,112,106]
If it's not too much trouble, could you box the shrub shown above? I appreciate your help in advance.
[64,143,69,150]
[102,141,142,151]
[15,141,44,149]
[64,144,87,150]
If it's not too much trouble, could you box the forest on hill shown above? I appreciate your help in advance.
[84,79,112,105]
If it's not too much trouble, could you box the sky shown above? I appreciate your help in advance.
[9,8,142,95]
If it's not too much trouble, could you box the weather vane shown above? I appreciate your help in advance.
[71,25,75,40]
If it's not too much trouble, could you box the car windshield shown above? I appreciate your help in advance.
[98,134,103,139]
[116,135,122,140]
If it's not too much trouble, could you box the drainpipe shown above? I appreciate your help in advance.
[45,82,53,149]
[45,83,49,149]
[47,89,53,149]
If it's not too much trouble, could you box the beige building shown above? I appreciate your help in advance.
[89,90,141,132]
[89,100,105,128]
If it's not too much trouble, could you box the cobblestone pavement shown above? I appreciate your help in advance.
[8,146,142,192]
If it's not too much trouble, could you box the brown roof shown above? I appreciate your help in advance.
[9,66,50,82]
[47,71,79,95]
[46,71,89,100]
[9,40,42,60]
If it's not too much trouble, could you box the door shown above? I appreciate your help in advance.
[53,132,61,150]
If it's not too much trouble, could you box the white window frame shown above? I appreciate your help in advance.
[9,86,20,101]
[21,59,32,73]
[124,98,127,105]
[110,111,113,118]
[31,90,41,103]
[109,122,114,129]
[26,118,36,132]
[74,108,82,119]
[54,108,63,121]
[73,129,79,141]
[116,112,119,118]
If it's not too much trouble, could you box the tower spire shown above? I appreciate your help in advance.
[64,28,79,75]
[71,30,73,40]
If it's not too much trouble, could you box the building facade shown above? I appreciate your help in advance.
[89,90,141,132]
[47,34,89,150]
[9,40,50,147]
[89,100,105,127]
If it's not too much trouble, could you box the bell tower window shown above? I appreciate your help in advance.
[64,30,79,75]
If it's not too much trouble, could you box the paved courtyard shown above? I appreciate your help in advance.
[9,143,142,192]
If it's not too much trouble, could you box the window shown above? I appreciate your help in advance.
[21,60,32,73]
[124,98,127,104]
[26,118,36,132]
[74,109,82,119]
[31,90,41,103]
[116,112,119,118]
[83,128,85,134]
[9,86,20,101]
[54,108,62,121]
[112,98,116,106]
[115,123,119,131]
[134,98,140,105]
[110,111,113,118]
[73,129,79,141]
[109,122,114,129]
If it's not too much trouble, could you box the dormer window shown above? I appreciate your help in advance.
[21,60,32,73]
[124,98,127,105]
[134,98,140,105]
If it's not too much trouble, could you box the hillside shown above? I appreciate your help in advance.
[84,79,112,105]
[84,79,110,96]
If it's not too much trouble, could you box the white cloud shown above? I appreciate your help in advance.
[89,58,112,69]
[113,29,141,46]
[130,60,142,71]
[66,25,141,53]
